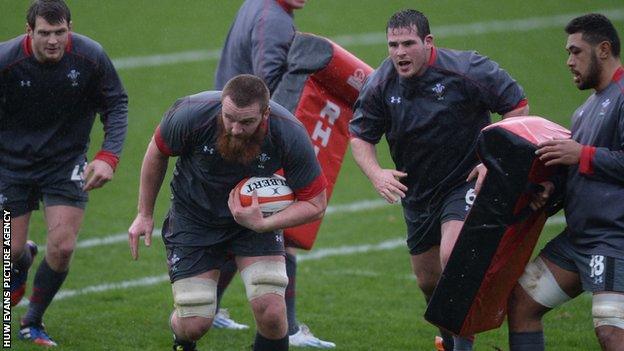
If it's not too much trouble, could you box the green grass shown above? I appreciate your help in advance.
[3,0,623,349]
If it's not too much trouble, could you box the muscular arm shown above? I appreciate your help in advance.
[228,187,327,233]
[350,137,407,203]
[128,138,169,259]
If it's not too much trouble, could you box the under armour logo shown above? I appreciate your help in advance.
[271,187,281,195]
[275,235,283,242]
[20,80,31,87]
[390,96,401,104]
[602,99,611,108]
[203,145,215,154]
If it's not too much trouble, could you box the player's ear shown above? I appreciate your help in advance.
[597,40,611,59]
[424,34,434,48]
[26,23,33,36]
[263,106,271,120]
[68,21,73,32]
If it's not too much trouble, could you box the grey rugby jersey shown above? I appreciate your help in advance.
[214,0,295,93]
[155,91,324,235]
[0,33,128,180]
[564,67,624,256]
[350,47,526,209]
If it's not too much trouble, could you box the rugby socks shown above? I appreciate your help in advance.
[253,332,288,351]
[22,259,68,326]
[509,331,545,351]
[13,245,34,273]
[285,252,299,335]
[452,335,474,351]
[216,258,238,309]
[440,330,455,350]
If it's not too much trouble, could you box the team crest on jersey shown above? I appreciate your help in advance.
[257,153,270,169]
[432,83,445,100]
[67,69,80,87]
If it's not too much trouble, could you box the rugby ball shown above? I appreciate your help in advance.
[236,174,295,214]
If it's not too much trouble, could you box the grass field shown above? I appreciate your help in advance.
[2,0,623,350]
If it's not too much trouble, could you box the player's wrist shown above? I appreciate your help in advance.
[94,150,120,170]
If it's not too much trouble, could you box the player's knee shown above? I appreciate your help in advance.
[240,260,288,301]
[177,316,212,341]
[172,277,218,319]
[592,293,624,332]
[254,300,286,330]
[594,325,622,348]
[517,257,571,310]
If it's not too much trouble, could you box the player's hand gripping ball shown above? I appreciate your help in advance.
[235,174,295,215]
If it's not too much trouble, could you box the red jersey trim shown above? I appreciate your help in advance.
[294,173,328,201]
[428,46,437,66]
[276,0,294,14]
[154,125,174,156]
[513,98,528,110]
[579,145,596,175]
[94,150,119,170]
[23,35,33,56]
[66,32,73,52]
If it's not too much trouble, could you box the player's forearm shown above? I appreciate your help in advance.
[137,140,169,217]
[502,103,529,119]
[261,190,327,232]
[350,137,383,181]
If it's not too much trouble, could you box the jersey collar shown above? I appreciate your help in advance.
[612,66,624,82]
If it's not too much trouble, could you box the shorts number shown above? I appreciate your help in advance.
[590,255,605,278]
[70,162,87,182]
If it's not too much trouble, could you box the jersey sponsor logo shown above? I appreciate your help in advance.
[347,68,366,91]
[20,80,31,87]
[67,69,80,87]
[256,153,271,169]
[432,83,445,100]
[390,96,401,104]
[589,254,605,285]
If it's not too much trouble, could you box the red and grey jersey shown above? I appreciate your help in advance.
[154,91,325,245]
[350,47,526,208]
[564,67,624,256]
[0,33,127,180]
[214,0,296,93]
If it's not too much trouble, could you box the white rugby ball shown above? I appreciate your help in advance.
[236,174,295,214]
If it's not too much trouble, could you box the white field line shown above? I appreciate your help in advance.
[15,199,566,307]
[41,199,564,253]
[111,8,624,70]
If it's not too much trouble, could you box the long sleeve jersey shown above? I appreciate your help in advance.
[0,33,128,180]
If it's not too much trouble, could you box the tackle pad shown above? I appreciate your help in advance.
[424,116,570,336]
[273,33,373,250]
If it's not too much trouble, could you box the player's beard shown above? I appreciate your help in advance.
[216,117,265,166]
[578,52,602,90]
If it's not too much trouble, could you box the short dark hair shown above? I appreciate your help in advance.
[222,74,270,113]
[565,13,620,58]
[27,0,71,30]
[386,9,430,40]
